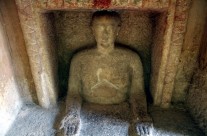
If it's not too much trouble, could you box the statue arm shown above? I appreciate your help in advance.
[66,56,82,115]
[129,54,151,122]
[129,54,152,135]
[60,56,82,135]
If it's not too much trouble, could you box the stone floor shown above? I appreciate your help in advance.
[5,101,205,136]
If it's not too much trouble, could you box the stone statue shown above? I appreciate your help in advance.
[60,10,152,136]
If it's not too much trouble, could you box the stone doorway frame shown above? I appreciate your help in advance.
[15,0,191,108]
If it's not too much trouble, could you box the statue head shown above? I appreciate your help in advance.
[91,10,121,49]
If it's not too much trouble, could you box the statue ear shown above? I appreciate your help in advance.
[116,26,120,36]
[91,27,95,36]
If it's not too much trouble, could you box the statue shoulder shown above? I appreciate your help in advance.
[71,49,96,63]
[115,48,141,61]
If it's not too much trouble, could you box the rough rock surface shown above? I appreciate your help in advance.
[173,0,207,103]
[5,103,58,136]
[53,11,153,99]
[6,101,204,136]
[187,68,207,135]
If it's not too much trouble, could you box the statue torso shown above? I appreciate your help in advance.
[75,48,136,104]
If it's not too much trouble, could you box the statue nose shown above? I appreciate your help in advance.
[103,28,109,34]
[102,29,109,38]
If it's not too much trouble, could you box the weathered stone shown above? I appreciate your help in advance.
[6,102,205,136]
[1,0,37,104]
[173,0,207,103]
[16,0,58,108]
[151,1,176,106]
[187,68,207,135]
[186,1,207,134]
[53,10,153,99]
[0,6,22,135]
[0,0,207,135]
[161,0,191,108]
[15,0,194,109]
[61,11,152,136]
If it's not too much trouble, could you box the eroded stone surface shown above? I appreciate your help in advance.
[187,68,207,134]
[0,11,22,136]
[61,11,151,136]
[16,0,58,108]
[186,2,207,132]
[161,0,191,108]
[53,10,153,99]
[34,0,169,9]
[173,0,207,103]
[6,102,204,136]
[16,0,192,108]
[1,0,206,135]
[6,103,58,136]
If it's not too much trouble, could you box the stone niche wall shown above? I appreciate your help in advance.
[186,0,207,134]
[15,0,192,109]
[0,18,22,136]
[188,68,207,134]
[173,0,207,103]
[0,0,38,135]
[0,6,22,136]
[1,0,207,134]
[51,10,157,100]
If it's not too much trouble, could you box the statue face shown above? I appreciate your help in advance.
[92,17,120,48]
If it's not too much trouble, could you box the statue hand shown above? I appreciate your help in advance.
[136,121,152,135]
[60,113,80,136]
[135,116,153,135]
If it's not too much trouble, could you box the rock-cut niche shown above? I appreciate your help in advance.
[44,10,161,102]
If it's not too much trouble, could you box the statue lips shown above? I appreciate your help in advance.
[100,37,111,48]
[101,35,109,41]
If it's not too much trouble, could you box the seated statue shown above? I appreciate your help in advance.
[60,10,152,136]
